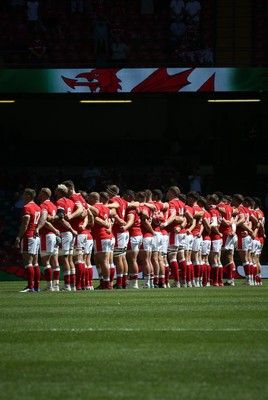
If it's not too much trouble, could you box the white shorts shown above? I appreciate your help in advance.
[174,232,186,250]
[94,237,114,253]
[75,233,88,249]
[255,241,263,256]
[201,239,211,256]
[140,236,153,251]
[184,234,194,251]
[222,234,237,251]
[211,239,222,253]
[127,235,143,252]
[152,231,163,252]
[192,236,202,252]
[39,233,57,256]
[59,231,73,256]
[114,231,129,248]
[21,236,40,255]
[237,235,252,252]
[162,234,169,255]
[251,239,261,255]
[84,238,93,255]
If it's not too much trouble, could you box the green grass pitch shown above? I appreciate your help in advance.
[0,280,268,400]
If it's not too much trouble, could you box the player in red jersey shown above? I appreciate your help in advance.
[143,189,158,286]
[182,194,196,287]
[51,184,78,291]
[197,196,212,287]
[243,196,260,285]
[136,190,156,288]
[232,194,254,286]
[106,184,139,289]
[15,188,42,293]
[106,184,129,288]
[161,185,182,288]
[88,191,116,289]
[122,189,143,289]
[215,192,237,286]
[151,189,169,288]
[36,187,61,291]
[186,191,204,287]
[78,190,95,290]
[207,194,223,286]
[215,194,238,286]
[99,191,117,286]
[63,180,89,290]
[252,197,266,285]
[161,186,192,288]
[177,192,194,287]
[159,197,170,288]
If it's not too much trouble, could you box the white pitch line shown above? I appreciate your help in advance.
[0,328,268,332]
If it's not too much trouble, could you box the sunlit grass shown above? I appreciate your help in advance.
[0,281,267,400]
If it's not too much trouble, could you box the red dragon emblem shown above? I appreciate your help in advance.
[61,67,216,93]
[62,68,123,93]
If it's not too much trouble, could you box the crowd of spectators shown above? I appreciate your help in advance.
[0,0,215,68]
[1,1,267,68]
[252,0,268,66]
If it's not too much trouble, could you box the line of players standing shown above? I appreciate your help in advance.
[15,181,265,292]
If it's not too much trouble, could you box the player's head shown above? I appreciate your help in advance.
[107,185,119,197]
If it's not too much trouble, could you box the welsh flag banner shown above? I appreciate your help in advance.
[1,67,268,93]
